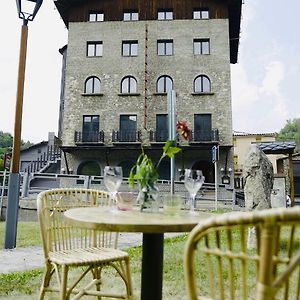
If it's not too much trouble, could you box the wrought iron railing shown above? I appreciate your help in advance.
[112,130,141,142]
[190,129,219,142]
[149,130,169,142]
[74,131,104,143]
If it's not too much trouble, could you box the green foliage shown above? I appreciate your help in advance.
[276,118,300,152]
[128,141,181,189]
[0,131,34,170]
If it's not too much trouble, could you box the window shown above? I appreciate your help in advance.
[157,40,173,56]
[120,115,137,142]
[123,10,139,21]
[121,76,137,93]
[156,114,168,142]
[82,115,99,142]
[158,10,173,20]
[193,39,210,55]
[193,9,209,19]
[85,76,101,94]
[87,41,103,57]
[194,75,211,93]
[89,11,104,22]
[122,41,138,56]
[156,75,173,93]
[194,114,212,141]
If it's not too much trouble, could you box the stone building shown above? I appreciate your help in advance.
[54,0,242,186]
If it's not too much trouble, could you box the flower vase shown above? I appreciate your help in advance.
[137,185,159,212]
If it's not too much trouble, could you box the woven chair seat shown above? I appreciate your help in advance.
[49,247,129,266]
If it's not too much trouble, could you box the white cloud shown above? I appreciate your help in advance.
[260,61,285,96]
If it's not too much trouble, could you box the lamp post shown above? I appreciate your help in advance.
[4,0,43,249]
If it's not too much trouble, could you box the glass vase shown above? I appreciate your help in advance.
[137,184,159,212]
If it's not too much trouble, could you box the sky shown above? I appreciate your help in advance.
[0,0,299,143]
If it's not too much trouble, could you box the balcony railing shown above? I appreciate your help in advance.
[190,129,219,142]
[112,130,141,142]
[74,131,104,143]
[149,130,169,143]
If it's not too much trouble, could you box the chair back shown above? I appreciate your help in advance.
[37,188,117,259]
[184,207,300,300]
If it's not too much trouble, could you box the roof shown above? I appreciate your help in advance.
[233,131,276,137]
[20,141,48,153]
[257,141,296,155]
[53,0,242,64]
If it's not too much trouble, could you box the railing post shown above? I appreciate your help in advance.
[84,176,90,189]
[21,172,30,198]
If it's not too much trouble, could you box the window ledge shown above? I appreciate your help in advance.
[82,93,104,96]
[153,92,167,96]
[118,93,140,96]
[191,92,214,96]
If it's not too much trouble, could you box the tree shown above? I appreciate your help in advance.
[0,131,34,170]
[276,118,300,152]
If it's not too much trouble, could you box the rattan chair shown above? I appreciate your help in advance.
[37,188,132,300]
[184,207,300,300]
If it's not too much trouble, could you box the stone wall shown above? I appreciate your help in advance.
[63,19,232,146]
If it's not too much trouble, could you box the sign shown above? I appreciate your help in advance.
[4,153,11,170]
[212,145,219,163]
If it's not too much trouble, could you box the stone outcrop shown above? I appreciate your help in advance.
[243,145,274,211]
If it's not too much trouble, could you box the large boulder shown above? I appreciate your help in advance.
[243,145,274,211]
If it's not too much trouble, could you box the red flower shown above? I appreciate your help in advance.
[176,121,191,140]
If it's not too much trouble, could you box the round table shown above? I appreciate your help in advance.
[64,206,211,300]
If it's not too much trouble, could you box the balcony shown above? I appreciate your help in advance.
[190,129,219,143]
[112,130,141,143]
[149,130,169,143]
[74,131,104,144]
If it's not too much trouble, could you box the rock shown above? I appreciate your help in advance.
[243,145,274,211]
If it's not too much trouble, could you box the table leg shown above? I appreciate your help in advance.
[141,233,164,300]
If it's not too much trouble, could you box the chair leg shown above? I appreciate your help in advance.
[60,265,69,300]
[39,262,54,300]
[92,266,102,300]
[124,257,133,300]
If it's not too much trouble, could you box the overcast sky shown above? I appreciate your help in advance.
[1,0,299,143]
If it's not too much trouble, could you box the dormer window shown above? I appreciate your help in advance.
[89,11,104,22]
[193,9,209,20]
[158,10,173,20]
[123,10,139,21]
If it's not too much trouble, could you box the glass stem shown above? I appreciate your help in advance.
[190,195,195,211]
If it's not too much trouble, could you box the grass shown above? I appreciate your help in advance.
[0,221,41,248]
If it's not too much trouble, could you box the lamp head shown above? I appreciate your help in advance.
[16,0,43,23]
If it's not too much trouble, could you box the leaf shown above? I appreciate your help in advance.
[163,140,181,158]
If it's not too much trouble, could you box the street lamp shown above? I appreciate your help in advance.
[4,0,43,249]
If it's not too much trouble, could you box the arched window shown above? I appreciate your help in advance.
[85,76,101,94]
[121,76,137,93]
[194,75,211,93]
[156,75,173,93]
[77,161,101,176]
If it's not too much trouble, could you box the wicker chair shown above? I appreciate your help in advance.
[184,207,300,300]
[37,188,132,300]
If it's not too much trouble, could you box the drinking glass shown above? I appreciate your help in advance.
[184,169,205,214]
[103,166,123,207]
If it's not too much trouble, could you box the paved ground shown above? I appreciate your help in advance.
[0,232,183,274]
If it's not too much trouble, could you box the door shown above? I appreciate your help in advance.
[120,115,137,142]
[194,114,212,141]
[156,114,168,142]
[82,115,99,142]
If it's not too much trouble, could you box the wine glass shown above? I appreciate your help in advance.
[184,169,205,214]
[103,166,123,208]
